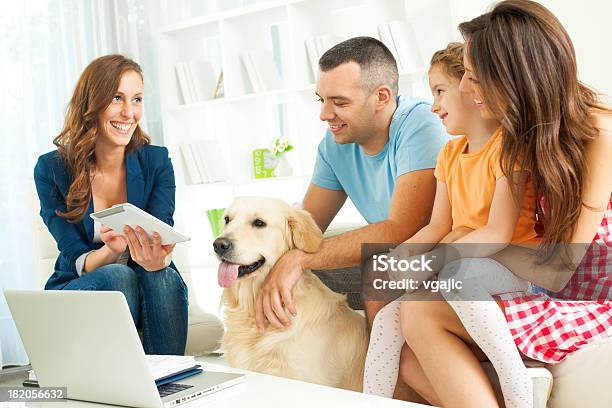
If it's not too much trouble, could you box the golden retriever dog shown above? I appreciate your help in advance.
[213,197,367,391]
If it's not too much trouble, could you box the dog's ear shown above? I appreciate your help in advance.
[288,209,323,253]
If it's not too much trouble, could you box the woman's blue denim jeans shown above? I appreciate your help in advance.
[61,264,188,355]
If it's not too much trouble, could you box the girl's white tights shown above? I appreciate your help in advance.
[363,258,533,408]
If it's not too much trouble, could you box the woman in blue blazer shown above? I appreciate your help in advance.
[34,55,188,355]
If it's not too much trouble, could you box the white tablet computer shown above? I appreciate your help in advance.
[90,203,190,245]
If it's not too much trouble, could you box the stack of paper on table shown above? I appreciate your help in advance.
[147,355,197,381]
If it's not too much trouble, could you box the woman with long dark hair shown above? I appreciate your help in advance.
[395,1,612,407]
[34,54,188,355]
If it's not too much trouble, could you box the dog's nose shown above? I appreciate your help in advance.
[213,237,232,255]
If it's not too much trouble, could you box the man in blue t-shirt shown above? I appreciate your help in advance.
[257,36,449,320]
[257,37,449,399]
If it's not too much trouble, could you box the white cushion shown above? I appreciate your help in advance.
[481,362,552,407]
[36,258,56,289]
[482,336,612,407]
[185,304,224,356]
[547,335,612,407]
[34,227,59,260]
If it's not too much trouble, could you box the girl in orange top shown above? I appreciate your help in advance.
[395,42,539,267]
[364,43,541,408]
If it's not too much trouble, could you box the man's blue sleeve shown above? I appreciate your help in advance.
[310,137,343,191]
[395,103,448,177]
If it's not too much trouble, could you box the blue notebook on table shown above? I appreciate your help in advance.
[155,365,203,386]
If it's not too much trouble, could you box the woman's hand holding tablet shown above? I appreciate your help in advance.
[90,203,190,245]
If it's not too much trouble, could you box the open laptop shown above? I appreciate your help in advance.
[4,290,244,407]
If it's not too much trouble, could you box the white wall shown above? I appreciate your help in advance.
[448,0,612,102]
[540,0,612,101]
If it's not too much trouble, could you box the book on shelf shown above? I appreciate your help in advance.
[252,50,283,91]
[26,355,200,387]
[377,23,401,70]
[194,140,230,183]
[314,37,327,60]
[388,21,423,72]
[304,34,343,82]
[304,39,319,83]
[174,60,217,104]
[175,63,193,104]
[212,70,224,99]
[190,60,216,102]
[240,50,283,93]
[377,21,423,73]
[180,140,230,185]
[190,143,210,184]
[269,22,288,80]
[240,52,262,93]
[252,148,277,179]
[179,144,202,184]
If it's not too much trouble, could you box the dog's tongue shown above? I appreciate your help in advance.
[218,262,240,288]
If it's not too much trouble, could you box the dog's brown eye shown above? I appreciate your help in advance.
[252,219,266,228]
[224,216,230,224]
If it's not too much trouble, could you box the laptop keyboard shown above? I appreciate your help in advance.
[158,383,194,397]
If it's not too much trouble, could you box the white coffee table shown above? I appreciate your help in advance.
[0,355,430,407]
[183,355,428,408]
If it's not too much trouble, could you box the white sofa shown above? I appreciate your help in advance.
[546,334,612,407]
[483,335,612,407]
[30,188,223,356]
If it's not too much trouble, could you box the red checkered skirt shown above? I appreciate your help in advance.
[500,196,612,364]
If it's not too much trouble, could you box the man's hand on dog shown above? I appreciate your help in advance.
[256,249,305,332]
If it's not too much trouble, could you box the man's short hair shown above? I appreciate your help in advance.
[319,36,399,97]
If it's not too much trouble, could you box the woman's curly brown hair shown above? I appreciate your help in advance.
[54,54,150,222]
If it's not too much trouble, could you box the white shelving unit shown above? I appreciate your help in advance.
[155,0,454,273]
